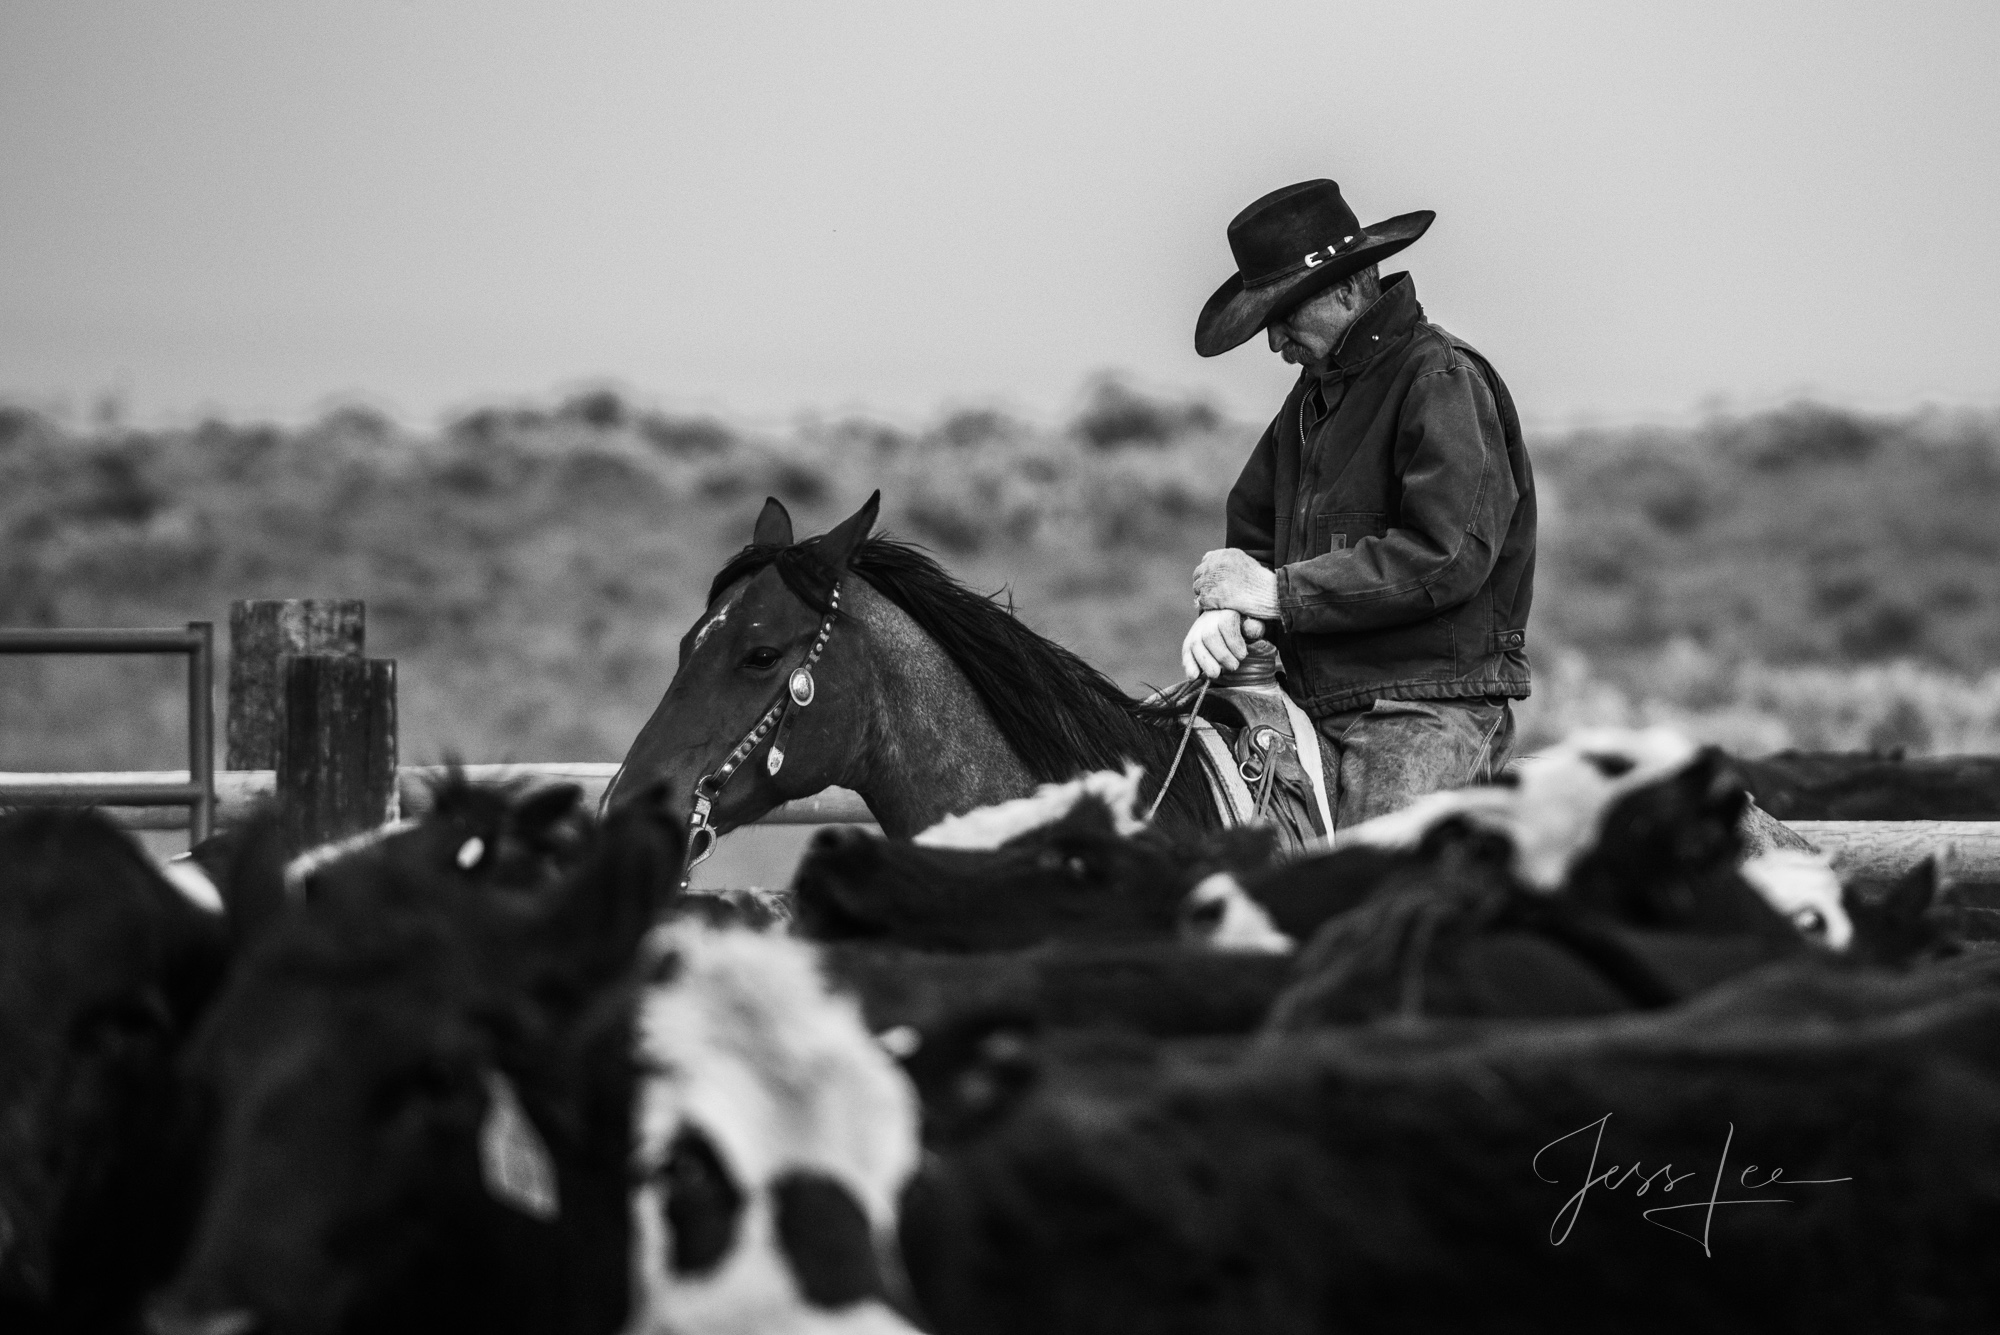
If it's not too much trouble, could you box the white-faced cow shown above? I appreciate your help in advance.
[623,922,921,1335]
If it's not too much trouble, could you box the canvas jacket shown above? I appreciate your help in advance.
[1224,272,1536,717]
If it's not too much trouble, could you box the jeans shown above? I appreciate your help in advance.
[1313,696,1516,831]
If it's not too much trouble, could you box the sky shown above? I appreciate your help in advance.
[3,0,1998,433]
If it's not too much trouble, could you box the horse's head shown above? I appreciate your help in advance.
[606,493,882,844]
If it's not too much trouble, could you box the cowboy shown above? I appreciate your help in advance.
[1181,179,1536,829]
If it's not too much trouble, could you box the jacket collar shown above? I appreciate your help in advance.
[1315,270,1421,380]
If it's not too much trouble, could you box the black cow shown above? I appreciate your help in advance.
[1265,816,1808,1029]
[791,794,1245,951]
[148,784,681,1335]
[1839,857,1970,966]
[1221,737,1794,948]
[0,808,231,1334]
[823,942,1297,1045]
[901,961,2000,1335]
[284,773,592,904]
[1737,749,2000,820]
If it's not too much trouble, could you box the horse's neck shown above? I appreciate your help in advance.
[843,581,1038,838]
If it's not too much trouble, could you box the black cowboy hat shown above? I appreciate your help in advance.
[1194,179,1434,357]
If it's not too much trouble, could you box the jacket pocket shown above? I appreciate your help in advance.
[1307,511,1387,559]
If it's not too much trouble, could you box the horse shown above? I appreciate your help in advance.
[604,492,1223,860]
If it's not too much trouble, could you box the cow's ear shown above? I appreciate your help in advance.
[1690,746,1751,818]
[753,496,795,547]
[814,491,880,572]
[1882,855,1939,922]
[192,805,291,950]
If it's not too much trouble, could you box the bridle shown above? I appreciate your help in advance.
[681,581,843,884]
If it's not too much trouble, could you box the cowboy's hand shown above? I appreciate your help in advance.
[1193,548,1281,619]
[1181,608,1249,680]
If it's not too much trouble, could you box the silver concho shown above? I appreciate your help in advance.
[788,667,816,707]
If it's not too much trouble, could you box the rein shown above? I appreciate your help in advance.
[1144,675,1210,824]
[682,581,843,885]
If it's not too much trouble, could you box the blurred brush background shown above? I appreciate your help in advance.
[6,381,2000,773]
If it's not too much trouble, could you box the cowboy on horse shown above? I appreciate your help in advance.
[1182,178,1538,832]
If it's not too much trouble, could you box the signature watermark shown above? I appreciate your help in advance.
[1533,1114,1852,1256]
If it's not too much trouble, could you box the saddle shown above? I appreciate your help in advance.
[1183,642,1334,854]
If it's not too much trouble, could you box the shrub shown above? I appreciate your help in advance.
[1714,401,1883,471]
[1070,374,1220,449]
[934,408,1022,450]
[559,388,627,429]
[638,413,735,456]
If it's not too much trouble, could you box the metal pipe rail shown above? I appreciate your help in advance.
[0,625,216,842]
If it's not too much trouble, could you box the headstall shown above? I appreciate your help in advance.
[681,580,842,884]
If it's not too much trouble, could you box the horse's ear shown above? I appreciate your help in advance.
[816,490,881,572]
[753,496,795,547]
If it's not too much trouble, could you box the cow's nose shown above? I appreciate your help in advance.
[146,1299,262,1335]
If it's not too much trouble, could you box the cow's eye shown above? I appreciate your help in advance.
[740,647,782,671]
[1792,906,1828,939]
[1185,897,1226,929]
[1064,855,1090,879]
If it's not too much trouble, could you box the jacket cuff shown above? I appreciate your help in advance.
[1275,564,1302,632]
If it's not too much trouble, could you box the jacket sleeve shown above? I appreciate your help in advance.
[1224,415,1280,566]
[1275,363,1517,634]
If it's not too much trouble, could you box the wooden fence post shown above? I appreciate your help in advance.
[277,655,398,853]
[228,599,365,771]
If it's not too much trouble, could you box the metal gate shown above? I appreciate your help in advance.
[0,625,217,842]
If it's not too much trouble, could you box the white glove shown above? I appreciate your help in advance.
[1182,608,1266,680]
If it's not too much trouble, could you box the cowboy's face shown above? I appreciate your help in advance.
[1266,283,1365,366]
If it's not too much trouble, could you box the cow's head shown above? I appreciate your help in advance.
[0,809,228,1326]
[792,788,1200,951]
[624,924,920,1335]
[150,784,682,1335]
[285,773,589,906]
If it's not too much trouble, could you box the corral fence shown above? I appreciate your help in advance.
[0,599,869,855]
[2,600,1997,884]
[0,623,217,841]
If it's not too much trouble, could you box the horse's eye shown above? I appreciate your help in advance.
[741,647,782,671]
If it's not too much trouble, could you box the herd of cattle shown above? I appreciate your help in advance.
[4,726,1999,1334]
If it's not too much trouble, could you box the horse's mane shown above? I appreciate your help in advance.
[708,532,1220,833]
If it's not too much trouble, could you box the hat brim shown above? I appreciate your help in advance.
[1194,210,1435,358]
